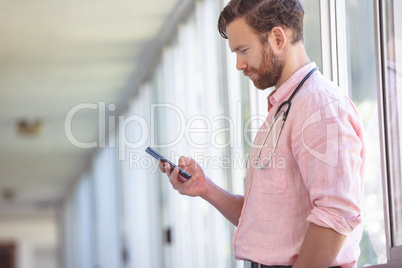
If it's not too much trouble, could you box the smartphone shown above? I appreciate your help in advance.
[145,147,192,179]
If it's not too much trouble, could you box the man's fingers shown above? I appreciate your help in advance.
[178,156,186,166]
[158,160,166,173]
[177,177,187,183]
[169,167,182,189]
[165,163,172,177]
[178,156,193,170]
[182,155,193,164]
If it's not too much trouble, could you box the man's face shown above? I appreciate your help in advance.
[226,17,284,89]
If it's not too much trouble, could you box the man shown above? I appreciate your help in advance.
[160,0,365,267]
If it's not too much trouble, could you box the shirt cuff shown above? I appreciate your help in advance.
[307,207,362,236]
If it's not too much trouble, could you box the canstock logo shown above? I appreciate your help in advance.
[301,101,339,167]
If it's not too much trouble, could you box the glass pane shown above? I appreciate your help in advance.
[384,0,402,247]
[345,0,387,265]
[302,0,322,71]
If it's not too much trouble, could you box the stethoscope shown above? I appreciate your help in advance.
[254,67,318,169]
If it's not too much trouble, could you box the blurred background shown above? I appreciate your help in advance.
[0,0,401,267]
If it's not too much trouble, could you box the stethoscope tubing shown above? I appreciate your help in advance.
[254,66,318,169]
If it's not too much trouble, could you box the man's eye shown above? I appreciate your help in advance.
[240,49,248,54]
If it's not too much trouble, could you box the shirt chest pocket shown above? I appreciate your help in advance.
[253,147,288,195]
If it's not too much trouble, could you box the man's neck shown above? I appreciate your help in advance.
[275,43,310,89]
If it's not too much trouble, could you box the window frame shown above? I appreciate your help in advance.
[321,0,402,266]
[319,0,350,95]
[375,0,402,263]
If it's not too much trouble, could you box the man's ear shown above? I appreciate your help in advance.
[269,26,287,52]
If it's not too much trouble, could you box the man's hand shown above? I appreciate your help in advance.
[159,156,209,198]
[159,156,244,226]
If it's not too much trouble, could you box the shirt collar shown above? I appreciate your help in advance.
[267,62,317,111]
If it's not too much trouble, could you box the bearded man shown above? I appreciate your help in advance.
[160,1,365,267]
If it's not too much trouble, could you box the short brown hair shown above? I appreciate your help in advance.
[217,0,304,44]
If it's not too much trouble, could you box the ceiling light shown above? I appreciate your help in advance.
[16,119,42,136]
[1,188,16,201]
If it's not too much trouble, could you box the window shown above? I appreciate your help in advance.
[302,0,322,71]
[381,0,402,261]
[344,0,386,265]
[152,1,233,267]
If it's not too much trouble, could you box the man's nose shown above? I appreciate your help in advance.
[236,56,247,71]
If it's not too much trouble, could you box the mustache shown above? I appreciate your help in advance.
[243,68,256,77]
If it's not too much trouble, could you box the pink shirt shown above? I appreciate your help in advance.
[233,63,365,267]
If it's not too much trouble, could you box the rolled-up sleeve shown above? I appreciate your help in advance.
[292,92,365,236]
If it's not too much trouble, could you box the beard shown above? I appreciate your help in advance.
[244,44,284,90]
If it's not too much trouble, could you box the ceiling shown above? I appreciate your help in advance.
[0,0,186,215]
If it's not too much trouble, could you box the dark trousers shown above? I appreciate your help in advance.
[251,264,341,268]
